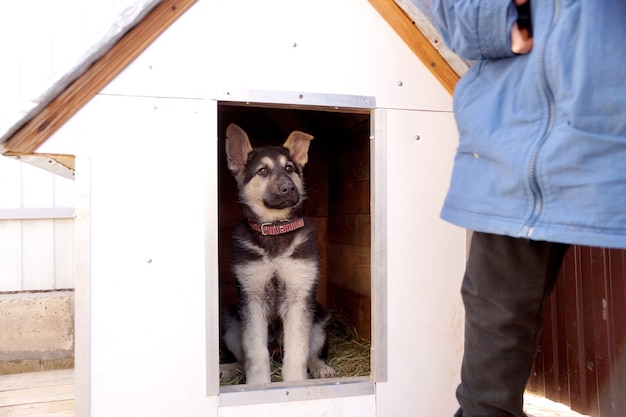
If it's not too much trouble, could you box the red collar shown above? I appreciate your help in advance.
[248,217,305,236]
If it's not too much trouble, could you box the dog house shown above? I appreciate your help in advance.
[1,0,467,416]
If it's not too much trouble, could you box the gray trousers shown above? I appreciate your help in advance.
[455,232,569,417]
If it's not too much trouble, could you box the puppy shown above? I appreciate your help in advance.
[220,123,335,385]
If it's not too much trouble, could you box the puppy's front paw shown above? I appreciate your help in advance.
[220,362,243,380]
[309,362,336,379]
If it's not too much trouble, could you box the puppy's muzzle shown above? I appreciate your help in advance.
[265,177,300,209]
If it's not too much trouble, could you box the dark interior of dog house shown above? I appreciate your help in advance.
[217,102,372,383]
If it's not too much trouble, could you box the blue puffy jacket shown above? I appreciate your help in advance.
[431,0,626,249]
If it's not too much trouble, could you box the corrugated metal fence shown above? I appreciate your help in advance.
[0,157,75,291]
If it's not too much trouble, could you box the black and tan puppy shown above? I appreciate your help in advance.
[220,123,335,385]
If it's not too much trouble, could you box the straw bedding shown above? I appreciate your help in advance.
[220,313,371,386]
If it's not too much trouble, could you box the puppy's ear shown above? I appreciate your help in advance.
[283,131,314,167]
[225,123,253,173]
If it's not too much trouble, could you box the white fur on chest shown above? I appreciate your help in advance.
[234,233,318,297]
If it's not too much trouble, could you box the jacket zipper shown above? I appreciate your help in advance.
[521,0,561,238]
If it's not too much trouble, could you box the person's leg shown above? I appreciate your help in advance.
[455,232,569,417]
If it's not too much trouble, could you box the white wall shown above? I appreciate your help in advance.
[38,0,466,416]
[73,95,218,417]
[375,108,465,417]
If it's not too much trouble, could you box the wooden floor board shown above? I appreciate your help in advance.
[0,370,74,417]
[0,370,74,392]
[0,384,74,407]
[0,400,74,417]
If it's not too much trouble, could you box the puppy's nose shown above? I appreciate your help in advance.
[279,182,295,194]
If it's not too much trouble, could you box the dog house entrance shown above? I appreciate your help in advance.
[217,92,376,389]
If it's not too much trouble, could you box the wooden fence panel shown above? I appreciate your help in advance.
[529,246,626,417]
[0,220,22,290]
[0,158,75,291]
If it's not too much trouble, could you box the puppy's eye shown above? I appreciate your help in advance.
[257,167,269,177]
[285,164,294,173]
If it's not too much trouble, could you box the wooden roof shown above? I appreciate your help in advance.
[1,0,461,177]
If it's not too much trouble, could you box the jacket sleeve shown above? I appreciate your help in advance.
[431,0,518,60]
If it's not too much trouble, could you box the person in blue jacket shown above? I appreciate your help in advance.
[430,0,626,416]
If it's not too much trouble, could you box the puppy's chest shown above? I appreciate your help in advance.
[234,235,318,288]
[236,252,317,284]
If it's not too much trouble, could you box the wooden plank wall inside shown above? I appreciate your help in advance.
[528,246,626,417]
[326,119,371,338]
